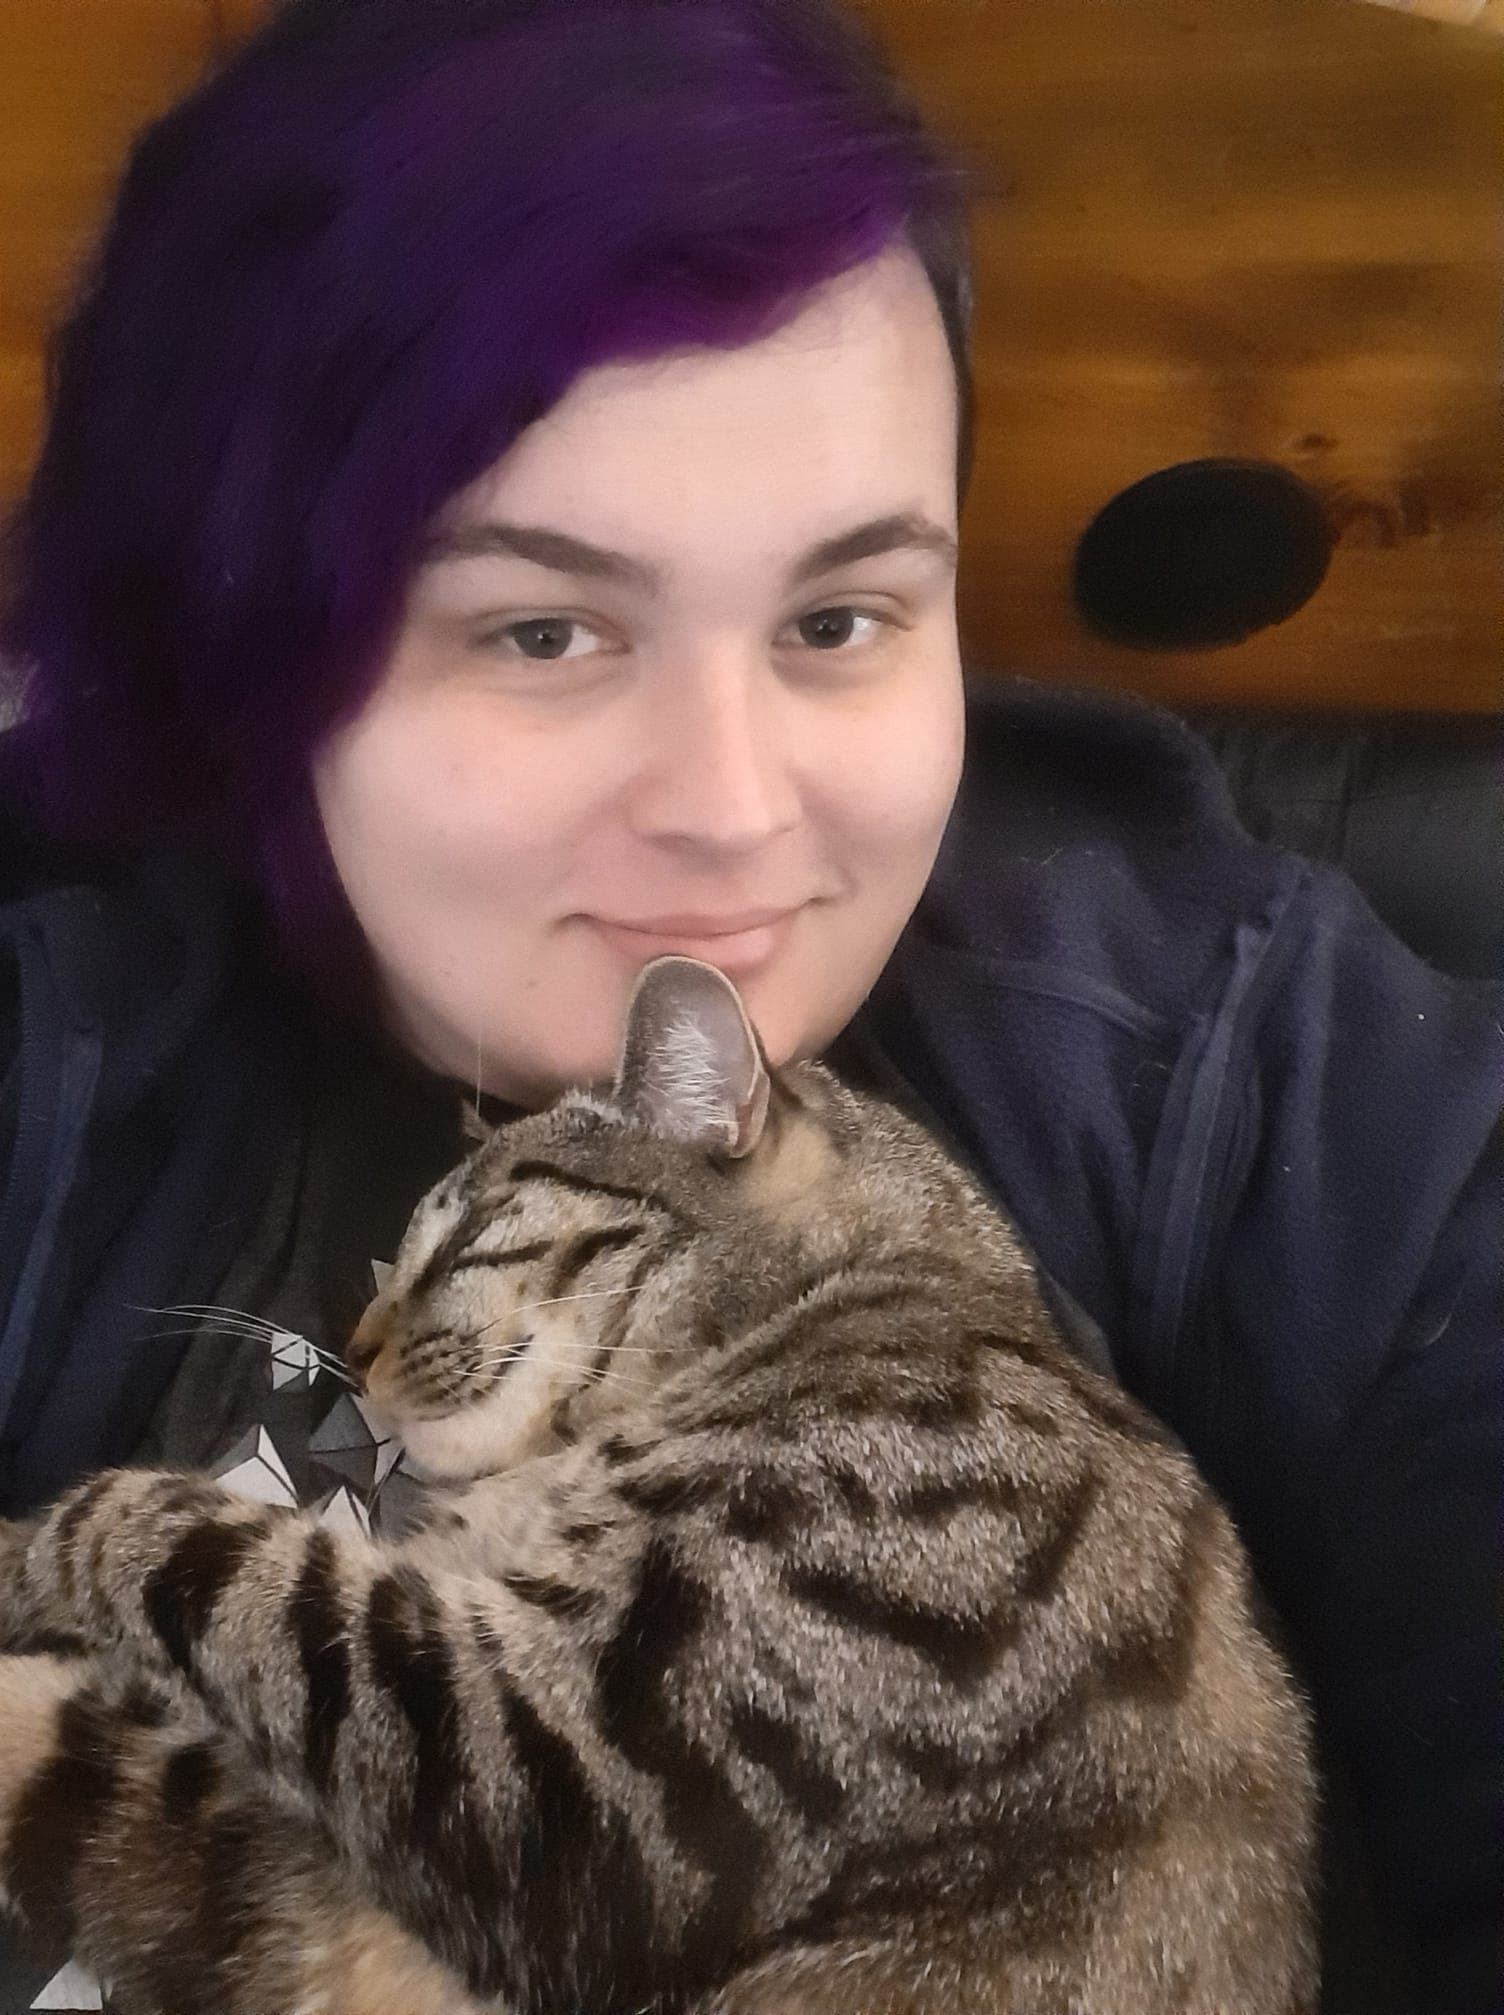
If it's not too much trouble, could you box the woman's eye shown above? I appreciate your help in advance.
[473,616,598,662]
[468,605,894,665]
[793,606,891,651]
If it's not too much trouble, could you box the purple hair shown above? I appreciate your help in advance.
[1,0,979,1003]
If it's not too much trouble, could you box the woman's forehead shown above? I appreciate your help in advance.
[426,248,961,577]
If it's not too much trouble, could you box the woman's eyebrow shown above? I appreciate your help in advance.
[415,511,958,593]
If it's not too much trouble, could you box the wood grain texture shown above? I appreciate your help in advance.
[857,0,1504,709]
[1356,0,1504,29]
[2,0,1500,709]
[0,0,217,490]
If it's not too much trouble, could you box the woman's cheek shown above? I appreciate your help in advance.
[848,692,963,866]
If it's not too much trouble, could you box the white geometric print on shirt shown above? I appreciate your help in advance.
[205,1275,421,1540]
[27,1962,105,2011]
[269,1328,324,1392]
[215,1421,299,1507]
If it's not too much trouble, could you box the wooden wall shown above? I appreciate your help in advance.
[0,2,220,485]
[857,0,1504,712]
[2,0,1500,710]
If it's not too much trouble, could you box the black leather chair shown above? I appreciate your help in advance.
[1187,708,1504,985]
[1187,704,1502,2014]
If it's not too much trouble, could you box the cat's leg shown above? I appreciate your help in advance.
[0,1651,498,2015]
[3,1474,621,2007]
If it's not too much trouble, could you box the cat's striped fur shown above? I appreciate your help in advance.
[0,955,1317,2014]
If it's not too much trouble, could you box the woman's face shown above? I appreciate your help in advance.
[313,243,965,1106]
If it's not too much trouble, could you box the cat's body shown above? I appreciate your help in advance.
[0,957,1317,2014]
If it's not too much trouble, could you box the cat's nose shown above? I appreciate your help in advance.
[344,1317,386,1386]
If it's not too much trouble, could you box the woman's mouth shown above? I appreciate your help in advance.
[590,906,803,973]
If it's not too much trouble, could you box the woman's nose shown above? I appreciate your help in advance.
[627,669,801,854]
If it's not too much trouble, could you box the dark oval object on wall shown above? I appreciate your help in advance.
[1072,458,1335,653]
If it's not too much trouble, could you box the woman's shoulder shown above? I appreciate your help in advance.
[958,673,1251,835]
[944,675,1307,1019]
[878,677,1504,1336]
[949,675,1504,1037]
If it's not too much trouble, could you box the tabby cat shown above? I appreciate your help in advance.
[0,954,1317,2015]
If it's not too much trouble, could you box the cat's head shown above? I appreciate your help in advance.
[346,956,925,1482]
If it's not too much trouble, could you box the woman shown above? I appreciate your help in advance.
[0,0,1498,2009]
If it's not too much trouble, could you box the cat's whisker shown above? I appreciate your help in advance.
[463,1346,539,1377]
[131,1308,332,1350]
[133,1326,241,1346]
[300,1338,354,1366]
[451,1347,658,1396]
[130,1301,354,1366]
[465,1282,654,1349]
[582,1357,657,1391]
[472,1331,664,1363]
[293,1343,360,1377]
[127,1307,357,1385]
[129,1301,284,1331]
[306,1357,359,1384]
[133,1321,284,1347]
[467,1334,664,1378]
[147,1330,356,1388]
[516,1283,657,1316]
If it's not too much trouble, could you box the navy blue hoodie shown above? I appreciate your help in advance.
[2,678,1500,2012]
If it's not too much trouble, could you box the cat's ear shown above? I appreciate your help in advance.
[614,955,770,1158]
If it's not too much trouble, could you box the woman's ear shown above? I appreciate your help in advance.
[613,955,770,1158]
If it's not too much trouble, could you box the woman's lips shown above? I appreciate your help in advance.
[590,907,802,974]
